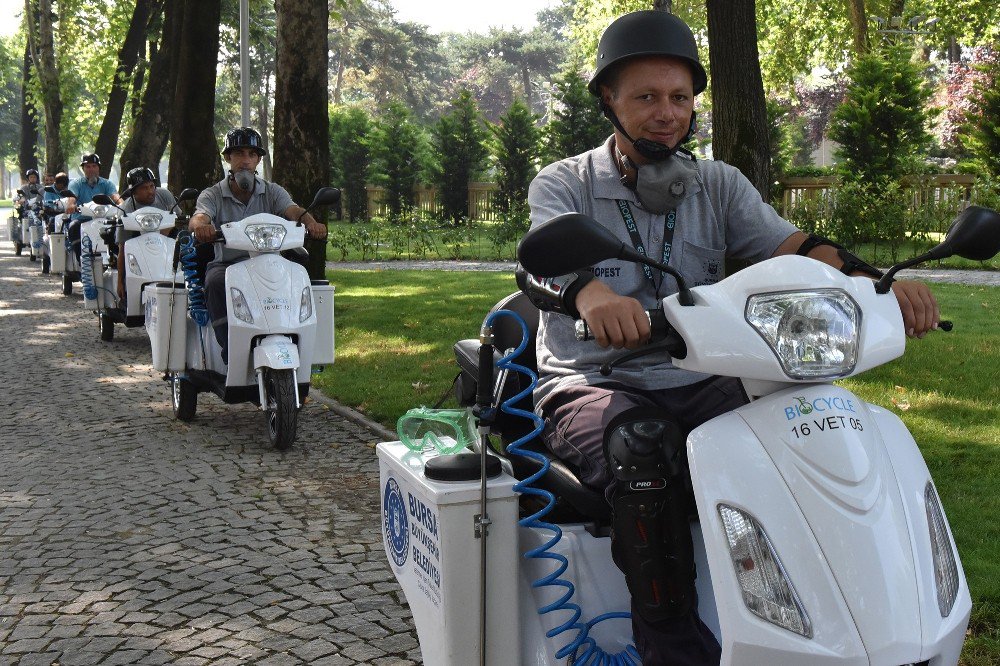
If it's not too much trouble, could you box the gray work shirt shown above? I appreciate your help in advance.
[122,187,176,214]
[117,187,178,243]
[194,175,295,264]
[527,136,798,406]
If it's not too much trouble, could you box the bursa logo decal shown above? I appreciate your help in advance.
[383,478,409,567]
[785,395,858,421]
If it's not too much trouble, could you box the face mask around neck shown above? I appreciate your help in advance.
[231,169,256,192]
[622,151,700,214]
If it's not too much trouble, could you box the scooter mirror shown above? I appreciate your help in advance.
[931,205,1000,261]
[177,187,199,203]
[60,189,75,198]
[309,187,341,209]
[518,213,634,277]
[44,185,58,194]
[877,205,1000,294]
[92,194,114,205]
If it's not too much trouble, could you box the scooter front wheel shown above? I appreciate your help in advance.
[171,373,197,421]
[41,254,50,274]
[62,274,72,295]
[14,241,22,256]
[263,368,298,451]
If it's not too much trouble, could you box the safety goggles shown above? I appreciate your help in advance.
[396,407,476,455]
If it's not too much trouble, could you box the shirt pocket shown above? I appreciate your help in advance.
[676,240,726,286]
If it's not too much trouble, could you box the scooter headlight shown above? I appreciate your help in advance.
[299,286,312,322]
[925,481,960,617]
[244,224,286,252]
[135,212,163,232]
[230,287,254,324]
[745,289,860,379]
[718,504,812,638]
[127,253,142,276]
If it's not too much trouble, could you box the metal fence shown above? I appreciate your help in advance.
[355,175,976,224]
[780,174,975,217]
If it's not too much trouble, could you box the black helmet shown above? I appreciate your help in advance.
[126,167,157,188]
[25,168,39,178]
[80,153,102,167]
[588,11,707,97]
[223,127,267,157]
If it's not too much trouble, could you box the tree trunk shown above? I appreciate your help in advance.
[846,0,869,55]
[119,0,178,188]
[258,75,273,181]
[130,40,147,120]
[94,0,153,178]
[273,0,330,279]
[25,0,66,173]
[653,0,673,11]
[167,0,223,193]
[19,42,39,177]
[707,0,771,200]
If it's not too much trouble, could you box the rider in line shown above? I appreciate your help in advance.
[188,126,327,361]
[66,154,122,261]
[517,11,939,665]
[14,169,41,212]
[115,167,178,300]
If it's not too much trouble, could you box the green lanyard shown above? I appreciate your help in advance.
[615,199,677,290]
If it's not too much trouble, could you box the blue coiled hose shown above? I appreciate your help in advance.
[80,234,97,301]
[485,309,640,666]
[178,233,209,327]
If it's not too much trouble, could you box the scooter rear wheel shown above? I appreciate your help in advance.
[99,312,114,342]
[264,368,298,451]
[171,373,197,421]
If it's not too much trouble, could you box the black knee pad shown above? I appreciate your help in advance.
[604,407,696,622]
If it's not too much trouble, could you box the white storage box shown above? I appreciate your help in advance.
[143,283,188,372]
[49,233,66,273]
[312,283,335,365]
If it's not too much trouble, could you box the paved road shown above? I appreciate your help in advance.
[0,243,419,665]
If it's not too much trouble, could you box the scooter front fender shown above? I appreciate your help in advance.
[252,335,299,371]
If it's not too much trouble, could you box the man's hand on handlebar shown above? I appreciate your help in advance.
[188,213,218,243]
[304,219,327,240]
[575,280,650,349]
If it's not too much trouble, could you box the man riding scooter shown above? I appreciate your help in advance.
[65,153,121,264]
[116,167,178,301]
[188,126,328,362]
[516,10,940,664]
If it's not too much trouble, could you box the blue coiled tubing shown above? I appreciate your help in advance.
[80,234,97,301]
[484,309,639,666]
[178,233,209,327]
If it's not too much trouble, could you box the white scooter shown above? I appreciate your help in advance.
[9,196,25,255]
[41,187,81,295]
[144,187,340,450]
[88,190,197,341]
[76,199,117,310]
[18,186,46,268]
[378,206,1000,665]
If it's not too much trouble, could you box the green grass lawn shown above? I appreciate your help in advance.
[315,270,999,664]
